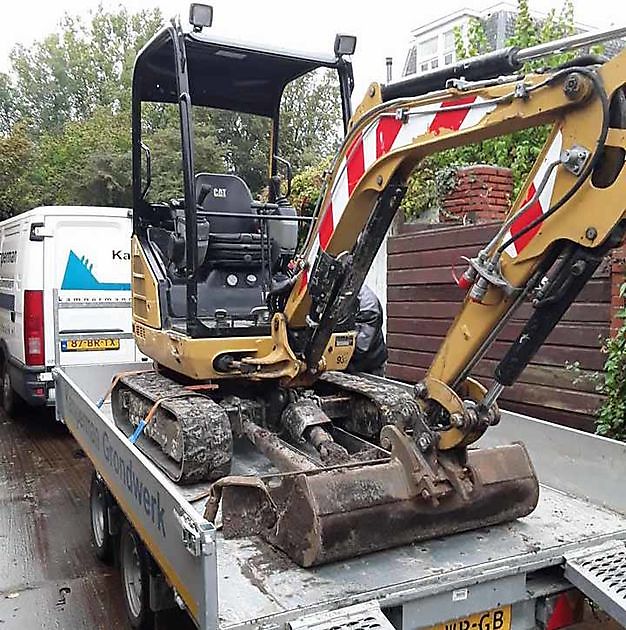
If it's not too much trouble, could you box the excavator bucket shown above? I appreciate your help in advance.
[207,440,539,567]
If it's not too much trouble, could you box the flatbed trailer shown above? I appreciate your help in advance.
[54,362,626,630]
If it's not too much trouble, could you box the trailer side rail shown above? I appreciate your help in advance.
[54,364,216,629]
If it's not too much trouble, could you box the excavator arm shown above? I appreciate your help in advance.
[124,18,626,567]
[274,47,626,451]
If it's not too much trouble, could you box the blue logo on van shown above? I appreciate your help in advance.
[61,250,131,291]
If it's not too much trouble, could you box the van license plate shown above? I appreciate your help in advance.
[61,338,120,352]
[426,605,511,630]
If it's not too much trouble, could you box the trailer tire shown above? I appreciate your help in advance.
[89,472,114,563]
[120,520,155,630]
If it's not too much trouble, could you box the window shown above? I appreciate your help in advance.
[443,29,455,66]
[279,68,342,180]
[418,36,438,59]
[420,62,429,72]
[430,58,439,69]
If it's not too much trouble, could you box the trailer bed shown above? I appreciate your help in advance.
[214,488,625,626]
[55,363,626,629]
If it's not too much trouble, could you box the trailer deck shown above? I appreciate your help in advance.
[213,488,626,627]
[54,363,626,629]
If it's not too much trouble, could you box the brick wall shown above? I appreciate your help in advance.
[441,166,513,223]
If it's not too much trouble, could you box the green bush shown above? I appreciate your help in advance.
[290,157,332,216]
[597,283,626,440]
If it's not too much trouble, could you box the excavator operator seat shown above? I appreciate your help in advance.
[183,172,269,328]
[195,173,257,234]
[148,173,299,333]
[145,174,271,331]
[195,172,264,272]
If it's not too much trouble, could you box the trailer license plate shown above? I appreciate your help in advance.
[427,605,511,630]
[61,338,120,352]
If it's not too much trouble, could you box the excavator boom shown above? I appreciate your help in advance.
[271,34,626,448]
[120,12,626,567]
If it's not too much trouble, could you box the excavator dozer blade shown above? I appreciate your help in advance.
[211,442,539,567]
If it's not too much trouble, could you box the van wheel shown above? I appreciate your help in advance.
[90,472,113,563]
[120,521,155,630]
[1,365,24,418]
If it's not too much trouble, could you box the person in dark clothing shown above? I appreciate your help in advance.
[347,284,388,376]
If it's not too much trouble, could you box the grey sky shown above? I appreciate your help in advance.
[0,0,623,103]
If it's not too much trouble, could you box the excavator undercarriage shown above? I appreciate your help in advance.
[112,369,538,566]
[113,10,626,566]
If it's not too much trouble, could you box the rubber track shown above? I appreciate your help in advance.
[319,371,421,434]
[112,371,232,484]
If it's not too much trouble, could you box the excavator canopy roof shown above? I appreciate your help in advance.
[133,27,340,117]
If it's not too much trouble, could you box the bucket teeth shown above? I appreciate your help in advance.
[207,433,539,567]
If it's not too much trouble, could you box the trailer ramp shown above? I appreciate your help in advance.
[288,601,394,630]
[565,540,626,626]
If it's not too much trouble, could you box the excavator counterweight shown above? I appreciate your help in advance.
[111,8,626,566]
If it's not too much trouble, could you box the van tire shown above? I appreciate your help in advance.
[1,364,24,418]
[120,520,155,630]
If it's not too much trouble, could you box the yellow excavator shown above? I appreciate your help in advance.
[112,5,626,567]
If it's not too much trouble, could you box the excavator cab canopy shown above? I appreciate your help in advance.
[133,27,347,117]
[131,15,355,210]
[130,14,355,339]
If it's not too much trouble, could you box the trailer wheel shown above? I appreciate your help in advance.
[1,363,24,418]
[120,520,155,630]
[89,472,113,563]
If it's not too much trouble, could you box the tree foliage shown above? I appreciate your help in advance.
[291,157,332,216]
[0,123,33,218]
[597,284,626,440]
[280,70,342,170]
[9,7,163,133]
[206,70,342,195]
[0,6,342,214]
[210,110,272,195]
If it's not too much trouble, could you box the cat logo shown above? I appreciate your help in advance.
[213,188,227,198]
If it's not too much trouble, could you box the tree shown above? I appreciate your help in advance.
[0,6,344,212]
[147,119,226,203]
[207,69,342,196]
[210,110,271,196]
[0,123,33,217]
[23,107,131,208]
[279,70,342,170]
[0,73,17,136]
[10,6,163,133]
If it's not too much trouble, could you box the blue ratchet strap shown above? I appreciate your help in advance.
[129,420,147,444]
[127,394,175,445]
[126,389,214,446]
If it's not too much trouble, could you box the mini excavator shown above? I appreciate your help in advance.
[112,6,626,566]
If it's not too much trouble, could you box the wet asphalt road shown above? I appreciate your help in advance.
[0,406,129,629]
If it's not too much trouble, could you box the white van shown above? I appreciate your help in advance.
[0,206,146,415]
